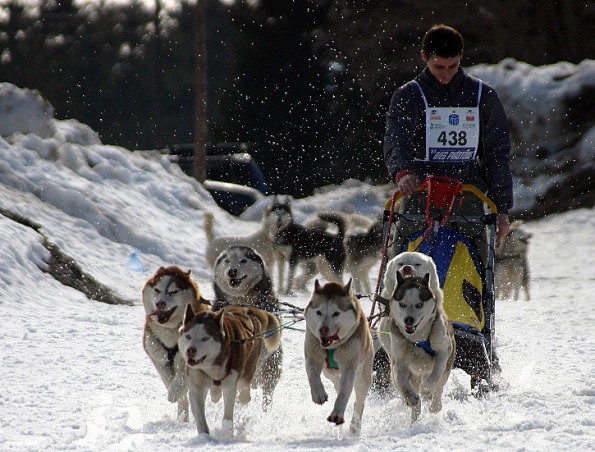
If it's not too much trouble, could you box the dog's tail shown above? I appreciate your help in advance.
[203,211,215,242]
[262,312,282,352]
[317,212,347,240]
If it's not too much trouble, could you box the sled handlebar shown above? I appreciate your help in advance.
[385,183,498,214]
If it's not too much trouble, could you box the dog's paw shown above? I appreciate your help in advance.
[420,381,436,399]
[327,412,345,426]
[311,385,328,405]
[167,378,185,402]
[411,403,421,423]
[404,390,420,408]
[349,417,362,435]
[429,397,443,413]
[238,387,251,405]
[177,408,189,423]
[221,419,234,439]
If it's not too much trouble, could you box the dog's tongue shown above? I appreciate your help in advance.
[150,307,176,324]
[320,334,340,348]
[405,325,416,334]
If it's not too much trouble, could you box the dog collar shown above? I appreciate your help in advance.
[325,349,339,369]
[415,339,436,357]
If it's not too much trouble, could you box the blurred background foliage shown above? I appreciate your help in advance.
[1,0,593,196]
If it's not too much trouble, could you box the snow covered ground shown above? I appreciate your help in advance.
[0,72,594,451]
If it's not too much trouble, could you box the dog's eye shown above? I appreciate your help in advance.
[201,337,209,342]
[332,312,340,317]
[169,289,179,295]
[316,310,322,316]
[154,288,161,294]
[399,303,406,308]
[185,334,191,340]
[415,302,424,309]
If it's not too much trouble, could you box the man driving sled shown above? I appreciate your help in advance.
[384,24,513,246]
[377,24,513,392]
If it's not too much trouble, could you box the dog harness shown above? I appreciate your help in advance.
[155,335,178,364]
[414,339,437,357]
[165,344,179,364]
[212,349,234,386]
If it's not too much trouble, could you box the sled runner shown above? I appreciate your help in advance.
[371,175,499,392]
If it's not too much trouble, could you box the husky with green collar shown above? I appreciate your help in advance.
[304,279,373,435]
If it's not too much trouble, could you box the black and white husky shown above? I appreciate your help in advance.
[274,212,347,294]
[344,216,383,295]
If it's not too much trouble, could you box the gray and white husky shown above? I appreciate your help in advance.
[213,245,278,312]
[212,245,282,408]
[304,279,373,434]
[204,196,294,293]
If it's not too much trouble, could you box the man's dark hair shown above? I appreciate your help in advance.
[422,25,464,58]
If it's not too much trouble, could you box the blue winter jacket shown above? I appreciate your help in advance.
[384,66,514,212]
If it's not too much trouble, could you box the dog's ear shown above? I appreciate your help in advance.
[183,302,195,324]
[314,279,322,293]
[153,266,166,280]
[421,273,430,287]
[343,278,352,295]
[185,269,192,276]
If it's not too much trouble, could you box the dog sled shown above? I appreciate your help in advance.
[370,175,500,393]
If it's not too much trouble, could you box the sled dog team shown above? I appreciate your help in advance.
[143,231,455,437]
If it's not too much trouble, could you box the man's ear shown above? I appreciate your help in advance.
[421,50,429,62]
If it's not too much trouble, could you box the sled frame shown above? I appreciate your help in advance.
[371,175,498,383]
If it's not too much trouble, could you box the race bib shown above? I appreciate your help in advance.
[412,80,482,163]
[425,107,480,162]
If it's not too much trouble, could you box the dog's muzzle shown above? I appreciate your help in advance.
[151,306,176,324]
[186,355,206,367]
[400,265,415,276]
[320,335,340,348]
[404,316,419,334]
[227,269,248,287]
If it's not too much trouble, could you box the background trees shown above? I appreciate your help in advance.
[1,0,592,195]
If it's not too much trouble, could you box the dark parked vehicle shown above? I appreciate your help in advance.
[167,143,271,216]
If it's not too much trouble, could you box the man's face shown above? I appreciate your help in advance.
[421,51,461,85]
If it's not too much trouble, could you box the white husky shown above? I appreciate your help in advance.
[381,251,442,300]
[304,279,373,434]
